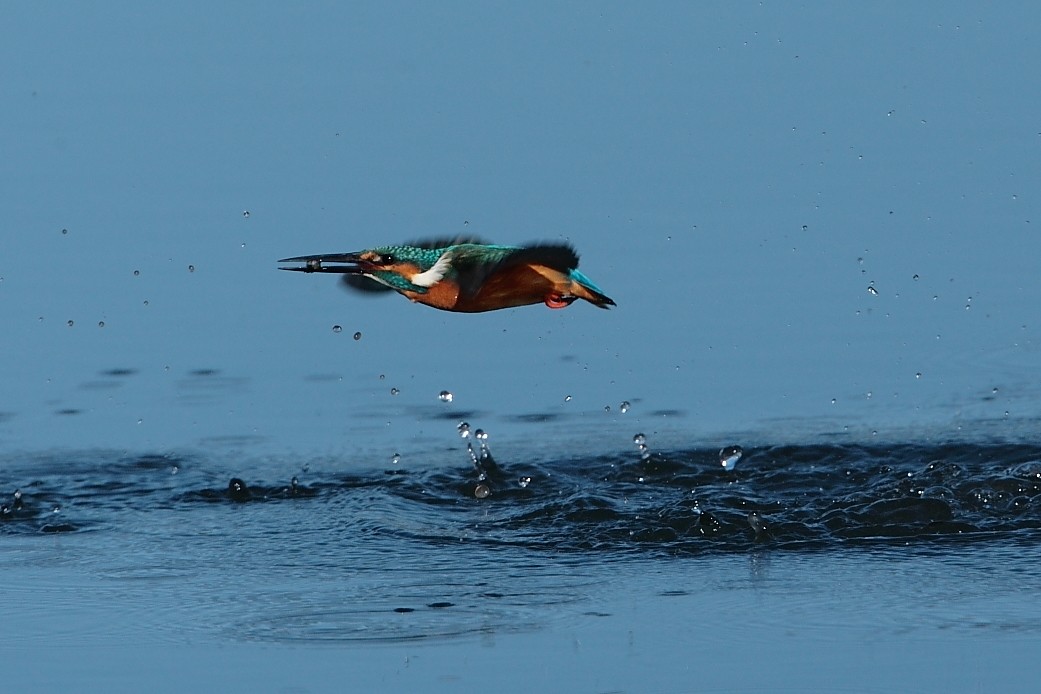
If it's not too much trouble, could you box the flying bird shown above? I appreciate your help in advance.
[279,240,615,313]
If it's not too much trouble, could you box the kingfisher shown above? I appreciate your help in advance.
[278,240,616,313]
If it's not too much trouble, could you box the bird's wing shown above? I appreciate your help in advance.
[451,243,580,299]
[340,274,395,294]
[406,236,489,249]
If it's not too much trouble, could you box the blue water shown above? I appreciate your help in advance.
[4,432,1041,692]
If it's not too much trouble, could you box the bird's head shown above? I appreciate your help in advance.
[279,245,453,293]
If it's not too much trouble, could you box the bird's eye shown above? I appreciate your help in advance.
[378,254,395,265]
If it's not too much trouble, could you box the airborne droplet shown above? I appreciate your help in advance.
[457,422,471,438]
[438,390,453,403]
[620,401,631,413]
[633,433,650,460]
[867,285,878,295]
[332,325,343,333]
[353,331,362,341]
[719,445,743,471]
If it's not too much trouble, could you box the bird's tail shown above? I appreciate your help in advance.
[569,270,616,309]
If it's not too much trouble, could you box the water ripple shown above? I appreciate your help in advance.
[3,443,1041,554]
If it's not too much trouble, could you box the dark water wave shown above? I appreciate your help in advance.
[4,442,1040,554]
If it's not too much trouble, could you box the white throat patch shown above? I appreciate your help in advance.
[410,251,452,288]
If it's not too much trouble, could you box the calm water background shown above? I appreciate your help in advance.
[2,2,1040,692]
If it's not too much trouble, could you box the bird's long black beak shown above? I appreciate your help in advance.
[278,252,366,274]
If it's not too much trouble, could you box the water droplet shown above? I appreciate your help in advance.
[604,405,611,412]
[143,300,149,306]
[867,285,878,295]
[564,394,572,402]
[457,422,470,438]
[61,228,68,235]
[391,453,400,464]
[915,372,922,379]
[353,331,362,341]
[620,401,631,413]
[438,390,453,403]
[719,445,743,471]
[379,374,385,380]
[518,476,531,488]
[831,398,837,404]
[633,433,650,460]
[390,387,399,396]
[67,319,74,327]
[242,210,250,218]
[188,264,195,272]
[913,274,919,281]
[97,321,105,328]
[133,270,140,277]
[332,325,342,333]
[474,484,491,499]
[475,429,488,441]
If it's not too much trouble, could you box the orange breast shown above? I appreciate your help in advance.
[402,281,460,311]
[453,265,573,312]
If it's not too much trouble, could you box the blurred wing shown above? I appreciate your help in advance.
[340,274,395,294]
[454,243,579,299]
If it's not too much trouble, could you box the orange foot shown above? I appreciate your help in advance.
[545,294,577,309]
